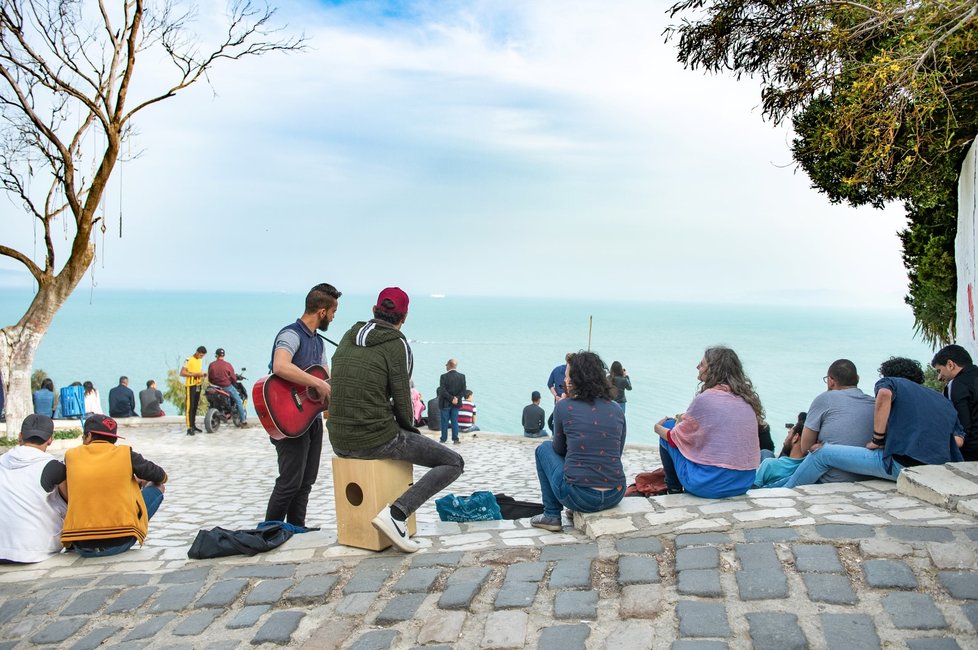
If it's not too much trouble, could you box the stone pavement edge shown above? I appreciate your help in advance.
[0,421,976,649]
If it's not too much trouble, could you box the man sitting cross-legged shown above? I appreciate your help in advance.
[0,415,67,563]
[795,358,877,483]
[51,415,168,557]
[781,357,964,488]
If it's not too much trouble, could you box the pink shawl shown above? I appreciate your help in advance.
[669,386,760,470]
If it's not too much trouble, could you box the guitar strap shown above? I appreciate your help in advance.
[317,334,339,348]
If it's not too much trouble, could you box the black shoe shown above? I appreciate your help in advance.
[192,427,203,433]
[186,429,195,436]
[453,439,460,445]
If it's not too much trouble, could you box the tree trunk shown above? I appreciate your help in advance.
[1,246,94,438]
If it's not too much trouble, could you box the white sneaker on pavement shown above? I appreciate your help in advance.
[372,507,420,553]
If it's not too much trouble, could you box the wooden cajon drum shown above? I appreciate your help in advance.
[331,457,417,551]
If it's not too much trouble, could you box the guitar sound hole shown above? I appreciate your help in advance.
[345,482,364,507]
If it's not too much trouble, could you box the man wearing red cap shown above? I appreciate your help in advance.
[329,287,464,552]
[264,282,342,528]
[52,415,168,557]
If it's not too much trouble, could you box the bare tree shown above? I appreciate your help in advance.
[0,0,303,436]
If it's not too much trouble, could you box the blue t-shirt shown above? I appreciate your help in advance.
[547,364,567,397]
[553,398,626,488]
[33,388,54,416]
[876,377,964,470]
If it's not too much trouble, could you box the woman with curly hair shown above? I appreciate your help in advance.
[653,346,762,498]
[531,351,626,532]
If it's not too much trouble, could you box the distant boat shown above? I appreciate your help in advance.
[430,293,446,298]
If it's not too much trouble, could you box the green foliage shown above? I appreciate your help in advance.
[162,361,208,416]
[923,365,946,393]
[667,0,978,343]
[31,369,46,392]
[54,429,82,440]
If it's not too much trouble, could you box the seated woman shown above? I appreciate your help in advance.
[531,351,626,532]
[653,346,762,498]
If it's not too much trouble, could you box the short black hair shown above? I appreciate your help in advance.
[305,283,342,314]
[827,359,859,386]
[372,302,406,325]
[146,379,155,388]
[196,346,207,354]
[879,357,925,384]
[932,344,973,368]
[119,376,127,384]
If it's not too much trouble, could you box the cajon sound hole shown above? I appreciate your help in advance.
[345,482,364,506]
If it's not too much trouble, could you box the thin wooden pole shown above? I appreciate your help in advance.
[587,315,593,351]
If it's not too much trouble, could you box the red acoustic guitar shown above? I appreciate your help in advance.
[252,365,329,440]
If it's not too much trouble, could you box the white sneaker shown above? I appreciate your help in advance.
[371,508,420,553]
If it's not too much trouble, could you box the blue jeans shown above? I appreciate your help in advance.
[782,444,903,488]
[75,486,164,557]
[534,441,624,518]
[220,384,246,423]
[440,407,460,442]
[334,428,464,516]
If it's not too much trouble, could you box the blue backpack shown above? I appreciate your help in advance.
[59,385,85,418]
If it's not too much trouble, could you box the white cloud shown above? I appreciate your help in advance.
[0,0,915,307]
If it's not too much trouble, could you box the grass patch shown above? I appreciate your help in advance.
[0,428,81,447]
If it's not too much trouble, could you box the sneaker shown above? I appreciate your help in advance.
[192,427,203,433]
[186,429,195,436]
[371,508,420,553]
[530,514,562,532]
[453,439,460,445]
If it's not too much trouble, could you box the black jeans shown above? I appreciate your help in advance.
[334,429,464,516]
[265,418,323,526]
[185,384,201,429]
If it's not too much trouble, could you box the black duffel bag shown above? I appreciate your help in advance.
[493,493,545,520]
[187,523,293,559]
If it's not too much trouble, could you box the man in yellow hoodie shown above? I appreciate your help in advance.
[50,415,168,557]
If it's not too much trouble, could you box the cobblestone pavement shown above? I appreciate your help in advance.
[1,421,977,649]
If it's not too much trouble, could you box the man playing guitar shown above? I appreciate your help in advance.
[263,282,342,528]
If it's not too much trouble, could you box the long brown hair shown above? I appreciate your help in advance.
[699,346,764,421]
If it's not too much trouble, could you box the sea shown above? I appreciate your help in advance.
[1,289,935,446]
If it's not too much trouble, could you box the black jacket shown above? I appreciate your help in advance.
[438,370,466,409]
[946,364,978,460]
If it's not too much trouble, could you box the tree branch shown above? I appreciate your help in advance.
[0,244,44,282]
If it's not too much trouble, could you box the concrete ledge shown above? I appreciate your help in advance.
[897,463,978,508]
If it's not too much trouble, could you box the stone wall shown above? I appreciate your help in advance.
[958,138,978,359]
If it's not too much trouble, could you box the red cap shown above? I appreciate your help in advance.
[375,287,409,313]
[83,414,126,439]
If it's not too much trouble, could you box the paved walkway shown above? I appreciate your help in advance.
[1,422,977,649]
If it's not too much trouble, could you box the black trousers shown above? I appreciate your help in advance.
[264,418,323,527]
[185,385,202,430]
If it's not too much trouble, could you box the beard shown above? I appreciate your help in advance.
[317,317,330,332]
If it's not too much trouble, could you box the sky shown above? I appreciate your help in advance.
[0,0,913,308]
